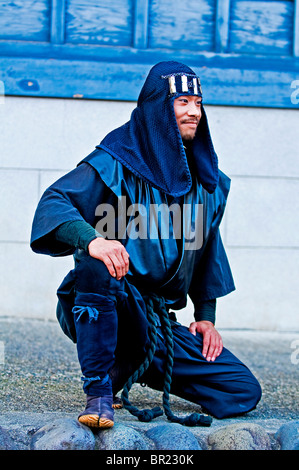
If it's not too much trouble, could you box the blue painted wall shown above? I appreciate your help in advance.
[0,0,298,108]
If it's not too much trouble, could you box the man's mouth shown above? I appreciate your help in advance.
[182,120,198,127]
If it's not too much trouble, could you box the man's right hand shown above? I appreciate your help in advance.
[88,237,130,280]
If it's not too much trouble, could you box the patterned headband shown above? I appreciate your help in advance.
[161,73,202,96]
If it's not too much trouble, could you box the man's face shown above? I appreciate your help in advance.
[173,95,202,141]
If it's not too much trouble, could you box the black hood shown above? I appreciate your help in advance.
[98,61,219,196]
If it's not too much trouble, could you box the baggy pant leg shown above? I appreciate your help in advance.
[141,321,262,419]
[73,250,125,396]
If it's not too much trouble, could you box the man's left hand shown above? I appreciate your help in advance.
[189,321,223,362]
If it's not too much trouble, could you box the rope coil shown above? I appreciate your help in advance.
[121,294,212,427]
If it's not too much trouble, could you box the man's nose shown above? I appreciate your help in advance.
[187,102,201,117]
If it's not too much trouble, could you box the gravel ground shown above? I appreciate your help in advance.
[0,317,298,421]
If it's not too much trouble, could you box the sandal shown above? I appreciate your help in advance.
[78,394,114,429]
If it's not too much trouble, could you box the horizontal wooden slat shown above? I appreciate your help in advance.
[229,0,294,55]
[1,39,298,71]
[0,54,298,109]
[0,0,50,42]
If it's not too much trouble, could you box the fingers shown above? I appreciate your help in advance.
[216,336,223,359]
[121,248,130,276]
[203,331,223,362]
[101,255,120,279]
[108,249,129,280]
[188,323,197,336]
[188,321,223,362]
[201,330,210,359]
[88,238,130,280]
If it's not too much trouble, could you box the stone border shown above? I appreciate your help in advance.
[0,415,298,451]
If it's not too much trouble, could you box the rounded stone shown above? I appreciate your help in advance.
[146,423,201,450]
[95,423,148,450]
[275,420,299,450]
[208,423,271,450]
[30,418,95,450]
[0,426,14,450]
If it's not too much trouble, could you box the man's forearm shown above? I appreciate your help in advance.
[194,299,216,324]
[54,220,101,252]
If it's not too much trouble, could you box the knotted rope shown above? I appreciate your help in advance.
[121,294,212,427]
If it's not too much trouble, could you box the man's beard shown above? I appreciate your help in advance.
[181,129,197,142]
[182,133,196,141]
[179,120,199,142]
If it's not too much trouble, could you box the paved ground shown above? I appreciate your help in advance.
[0,316,298,449]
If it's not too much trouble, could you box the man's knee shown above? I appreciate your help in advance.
[247,376,262,408]
[219,374,262,419]
[74,249,125,297]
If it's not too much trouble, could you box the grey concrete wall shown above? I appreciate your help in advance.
[0,96,298,331]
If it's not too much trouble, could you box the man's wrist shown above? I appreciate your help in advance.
[194,299,216,324]
[55,220,102,252]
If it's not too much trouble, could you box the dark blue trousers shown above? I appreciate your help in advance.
[73,251,122,396]
[141,323,262,419]
[73,251,262,419]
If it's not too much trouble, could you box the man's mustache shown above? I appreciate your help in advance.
[181,119,200,124]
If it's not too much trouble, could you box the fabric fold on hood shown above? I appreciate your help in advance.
[98,61,219,197]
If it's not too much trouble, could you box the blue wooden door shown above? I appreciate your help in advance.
[0,0,298,108]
